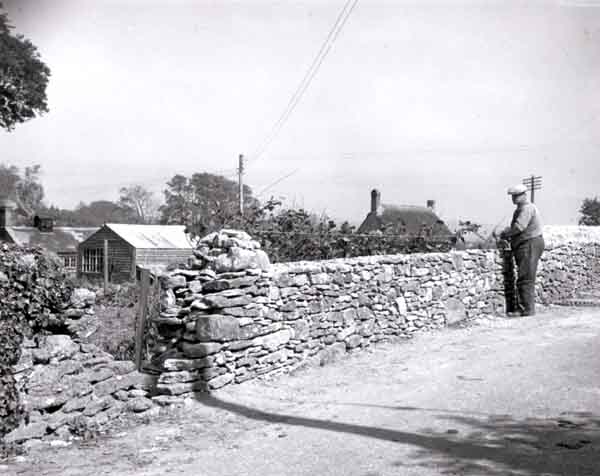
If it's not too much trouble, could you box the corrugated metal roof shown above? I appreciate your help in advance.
[106,224,193,249]
[3,226,98,253]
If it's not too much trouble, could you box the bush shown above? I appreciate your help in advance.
[188,200,457,263]
[104,337,135,361]
[0,244,72,439]
[248,208,455,262]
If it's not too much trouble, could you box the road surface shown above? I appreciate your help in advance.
[4,306,600,476]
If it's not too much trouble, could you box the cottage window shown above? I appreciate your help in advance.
[62,255,77,270]
[82,248,104,273]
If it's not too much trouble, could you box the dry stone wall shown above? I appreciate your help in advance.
[534,226,600,307]
[152,226,600,398]
[0,244,157,448]
[153,250,500,398]
[3,288,158,447]
[7,335,156,445]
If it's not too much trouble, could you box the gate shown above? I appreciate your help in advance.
[134,268,161,372]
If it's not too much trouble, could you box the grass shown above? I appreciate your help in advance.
[88,305,137,360]
[77,281,161,362]
[72,283,139,361]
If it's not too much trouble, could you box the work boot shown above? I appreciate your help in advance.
[506,311,521,318]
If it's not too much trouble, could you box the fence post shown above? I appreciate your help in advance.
[103,239,109,294]
[135,269,150,371]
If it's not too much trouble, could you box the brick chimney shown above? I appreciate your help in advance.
[34,215,54,232]
[426,200,436,212]
[371,189,381,215]
[0,198,16,228]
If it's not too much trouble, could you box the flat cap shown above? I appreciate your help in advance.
[507,184,527,195]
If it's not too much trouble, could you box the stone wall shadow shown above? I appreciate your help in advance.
[194,393,600,476]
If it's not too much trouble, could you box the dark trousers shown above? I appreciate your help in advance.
[512,236,545,315]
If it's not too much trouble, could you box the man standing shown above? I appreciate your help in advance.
[500,184,545,316]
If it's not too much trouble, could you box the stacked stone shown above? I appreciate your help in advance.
[153,234,503,398]
[5,334,156,446]
[61,288,97,335]
[152,229,274,396]
[543,225,600,249]
[534,226,600,304]
[152,228,600,399]
[536,242,600,304]
[149,229,272,360]
[192,229,270,273]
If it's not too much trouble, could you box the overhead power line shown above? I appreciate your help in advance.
[257,168,300,198]
[248,0,359,164]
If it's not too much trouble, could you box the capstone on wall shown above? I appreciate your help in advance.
[152,226,600,398]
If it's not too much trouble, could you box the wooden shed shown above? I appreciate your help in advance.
[78,223,194,282]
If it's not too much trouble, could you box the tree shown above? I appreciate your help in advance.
[15,164,44,213]
[579,197,600,226]
[0,163,19,195]
[70,200,130,226]
[0,3,51,131]
[160,174,192,226]
[118,184,159,224]
[160,172,258,232]
[0,162,44,221]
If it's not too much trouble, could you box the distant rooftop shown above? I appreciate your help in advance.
[3,226,98,254]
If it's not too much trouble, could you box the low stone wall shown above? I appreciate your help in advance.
[6,335,156,445]
[3,286,158,447]
[538,229,600,303]
[152,226,600,398]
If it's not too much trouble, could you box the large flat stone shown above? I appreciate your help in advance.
[162,357,214,371]
[444,297,467,325]
[181,341,223,358]
[62,394,92,413]
[252,329,292,351]
[127,397,154,413]
[203,295,252,309]
[202,280,231,293]
[3,422,48,443]
[345,335,362,349]
[157,370,201,384]
[26,370,93,411]
[86,366,115,384]
[47,411,79,431]
[196,315,240,342]
[32,335,80,363]
[105,360,136,375]
[222,306,261,317]
[93,372,147,397]
[156,380,208,395]
[207,373,234,390]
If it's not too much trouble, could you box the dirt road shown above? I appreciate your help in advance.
[4,306,600,476]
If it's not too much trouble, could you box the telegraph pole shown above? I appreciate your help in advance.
[522,175,542,203]
[238,154,244,216]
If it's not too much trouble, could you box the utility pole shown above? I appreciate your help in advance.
[238,154,244,216]
[521,175,542,203]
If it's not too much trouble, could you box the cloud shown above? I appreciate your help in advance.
[557,0,600,7]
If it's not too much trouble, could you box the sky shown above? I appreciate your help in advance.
[1,0,599,228]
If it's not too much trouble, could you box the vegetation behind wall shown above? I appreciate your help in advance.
[0,245,72,441]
